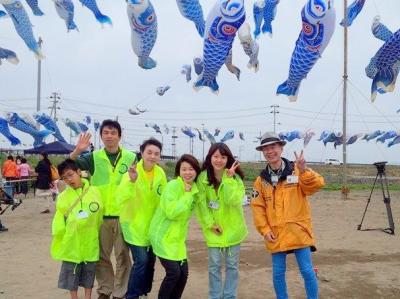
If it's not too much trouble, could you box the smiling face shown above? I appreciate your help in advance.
[261,143,283,166]
[211,149,228,173]
[141,144,161,170]
[180,161,197,184]
[100,126,121,151]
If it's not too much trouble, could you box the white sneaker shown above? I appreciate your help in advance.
[139,296,148,299]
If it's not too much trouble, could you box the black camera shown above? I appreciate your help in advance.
[373,161,387,174]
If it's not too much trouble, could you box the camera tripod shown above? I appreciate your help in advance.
[357,162,395,235]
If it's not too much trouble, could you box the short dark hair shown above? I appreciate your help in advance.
[175,154,201,180]
[7,155,13,160]
[100,119,122,137]
[21,158,27,163]
[140,138,162,153]
[57,159,79,176]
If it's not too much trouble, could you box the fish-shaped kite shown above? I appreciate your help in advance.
[253,0,279,38]
[25,0,44,16]
[277,0,336,101]
[181,126,196,138]
[388,136,400,147]
[203,129,216,144]
[303,130,315,147]
[0,47,19,65]
[145,123,161,134]
[176,0,205,37]
[193,57,203,75]
[2,0,44,59]
[34,113,67,143]
[0,117,20,146]
[220,130,234,143]
[64,118,82,136]
[79,0,111,25]
[376,131,397,143]
[156,86,170,96]
[346,133,363,145]
[53,0,77,31]
[193,0,245,93]
[181,64,192,82]
[127,0,157,69]
[365,18,400,102]
[6,112,52,147]
[340,0,365,27]
[238,22,259,72]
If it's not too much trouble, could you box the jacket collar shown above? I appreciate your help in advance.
[260,157,294,185]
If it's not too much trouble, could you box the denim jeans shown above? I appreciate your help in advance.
[272,247,318,299]
[208,244,240,299]
[126,244,156,299]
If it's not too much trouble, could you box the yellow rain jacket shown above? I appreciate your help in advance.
[196,170,248,248]
[91,147,136,217]
[117,159,167,246]
[149,177,199,261]
[251,158,324,253]
[51,179,103,263]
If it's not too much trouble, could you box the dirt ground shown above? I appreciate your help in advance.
[0,190,399,299]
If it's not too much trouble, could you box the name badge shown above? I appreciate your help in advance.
[286,175,299,184]
[77,210,89,219]
[208,200,219,210]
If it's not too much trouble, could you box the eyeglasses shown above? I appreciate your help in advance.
[61,172,77,181]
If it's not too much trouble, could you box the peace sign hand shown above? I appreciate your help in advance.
[294,150,306,173]
[227,160,240,178]
[128,161,138,183]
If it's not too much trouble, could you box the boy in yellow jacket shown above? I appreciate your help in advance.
[251,132,324,299]
[51,159,103,299]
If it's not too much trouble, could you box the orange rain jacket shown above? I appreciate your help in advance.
[251,158,324,253]
[2,160,18,178]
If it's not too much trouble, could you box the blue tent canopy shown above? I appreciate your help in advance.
[24,141,75,155]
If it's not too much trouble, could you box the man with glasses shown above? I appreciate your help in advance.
[70,120,136,299]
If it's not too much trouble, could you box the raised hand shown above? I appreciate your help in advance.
[294,150,306,173]
[128,161,138,183]
[75,132,92,154]
[226,160,240,177]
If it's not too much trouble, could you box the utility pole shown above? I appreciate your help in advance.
[48,92,61,122]
[171,126,177,159]
[270,105,280,133]
[342,0,349,199]
[201,123,205,162]
[36,37,43,129]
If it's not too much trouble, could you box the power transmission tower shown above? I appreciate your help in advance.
[270,105,280,133]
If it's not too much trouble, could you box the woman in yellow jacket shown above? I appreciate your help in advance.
[149,154,201,299]
[197,143,248,299]
[117,138,167,299]
[251,132,325,299]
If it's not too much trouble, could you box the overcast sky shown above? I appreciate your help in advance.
[1,0,399,164]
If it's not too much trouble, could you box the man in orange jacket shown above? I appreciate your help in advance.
[251,132,324,299]
[2,155,18,179]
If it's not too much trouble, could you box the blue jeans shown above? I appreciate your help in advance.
[272,247,318,299]
[208,245,240,299]
[126,245,156,299]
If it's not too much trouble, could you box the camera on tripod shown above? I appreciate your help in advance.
[373,161,387,174]
[358,161,395,235]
